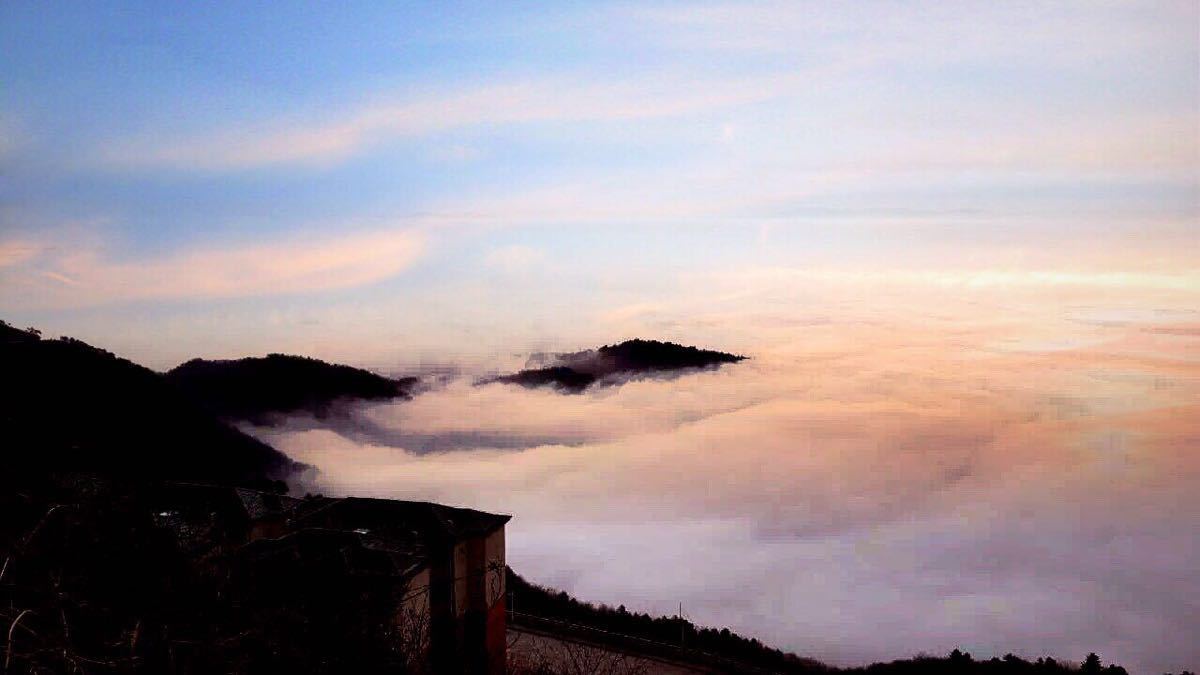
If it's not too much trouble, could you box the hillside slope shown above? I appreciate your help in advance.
[167,354,418,422]
[0,322,298,486]
[506,568,1136,675]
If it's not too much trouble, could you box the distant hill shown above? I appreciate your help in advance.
[167,354,419,422]
[488,339,746,392]
[0,321,298,487]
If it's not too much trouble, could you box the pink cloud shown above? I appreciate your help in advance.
[0,228,425,310]
[249,290,1199,673]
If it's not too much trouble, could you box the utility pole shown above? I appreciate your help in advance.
[679,602,684,647]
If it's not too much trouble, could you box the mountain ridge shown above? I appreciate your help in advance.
[489,338,746,392]
[167,353,419,423]
[0,321,298,487]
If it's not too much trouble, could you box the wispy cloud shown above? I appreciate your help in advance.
[622,1,1196,63]
[0,227,425,310]
[0,240,41,269]
[724,267,1200,292]
[98,73,799,171]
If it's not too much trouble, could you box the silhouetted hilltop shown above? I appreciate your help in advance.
[167,354,419,422]
[0,321,298,487]
[491,365,599,392]
[490,339,746,392]
[586,338,746,372]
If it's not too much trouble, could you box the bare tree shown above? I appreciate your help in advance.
[391,588,432,675]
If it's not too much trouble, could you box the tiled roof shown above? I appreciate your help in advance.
[149,484,509,563]
[291,497,511,542]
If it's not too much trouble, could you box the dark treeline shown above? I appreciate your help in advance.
[0,321,297,486]
[586,338,746,372]
[507,569,1143,675]
[0,322,420,673]
[508,566,824,672]
[848,651,1135,675]
[492,365,601,392]
[492,338,746,392]
[167,353,419,422]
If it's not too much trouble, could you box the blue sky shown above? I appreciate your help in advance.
[1,1,1196,366]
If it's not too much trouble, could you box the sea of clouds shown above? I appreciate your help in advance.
[249,284,1199,674]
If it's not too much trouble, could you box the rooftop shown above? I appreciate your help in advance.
[292,496,511,542]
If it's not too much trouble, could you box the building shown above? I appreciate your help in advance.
[235,527,434,673]
[292,497,511,674]
[151,484,511,674]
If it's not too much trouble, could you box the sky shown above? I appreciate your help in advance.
[2,2,1198,673]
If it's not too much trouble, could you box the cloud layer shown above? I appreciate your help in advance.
[252,285,1200,675]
